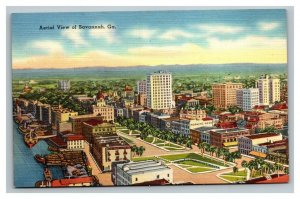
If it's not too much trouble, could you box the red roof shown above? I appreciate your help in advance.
[247,117,259,122]
[84,119,104,126]
[51,177,94,187]
[49,136,67,147]
[202,117,213,121]
[271,103,288,110]
[133,179,170,186]
[124,85,133,91]
[217,121,237,129]
[66,135,85,141]
[259,139,288,147]
[257,175,289,184]
[245,133,279,139]
[253,105,267,110]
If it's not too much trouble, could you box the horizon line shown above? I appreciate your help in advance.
[12,63,287,70]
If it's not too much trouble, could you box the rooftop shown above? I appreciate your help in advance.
[83,119,105,126]
[211,127,248,134]
[70,114,102,119]
[133,179,170,186]
[245,133,280,140]
[271,103,288,111]
[259,139,288,147]
[51,177,94,187]
[194,126,219,132]
[94,135,130,148]
[66,135,85,141]
[117,160,172,176]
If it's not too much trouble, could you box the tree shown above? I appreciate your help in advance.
[186,139,192,148]
[131,145,138,157]
[210,147,217,157]
[274,162,283,177]
[233,166,238,174]
[228,106,243,114]
[216,147,223,158]
[137,146,145,156]
[198,142,206,157]
[241,160,248,173]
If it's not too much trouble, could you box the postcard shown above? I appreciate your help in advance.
[12,9,289,188]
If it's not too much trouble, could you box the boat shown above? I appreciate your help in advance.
[44,168,52,181]
[34,154,46,164]
[48,146,60,152]
[24,130,38,148]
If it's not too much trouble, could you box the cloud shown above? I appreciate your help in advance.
[195,24,244,34]
[129,28,158,39]
[89,28,117,44]
[159,29,194,40]
[207,36,286,50]
[13,35,287,69]
[258,22,280,31]
[31,40,64,54]
[61,29,87,46]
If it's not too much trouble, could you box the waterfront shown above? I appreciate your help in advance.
[13,122,63,188]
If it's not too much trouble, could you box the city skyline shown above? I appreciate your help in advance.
[12,10,287,69]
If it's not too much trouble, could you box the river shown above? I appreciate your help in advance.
[13,122,64,188]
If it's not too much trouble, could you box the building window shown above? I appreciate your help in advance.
[157,175,160,179]
[135,178,138,181]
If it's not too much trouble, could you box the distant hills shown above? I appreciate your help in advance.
[12,64,287,80]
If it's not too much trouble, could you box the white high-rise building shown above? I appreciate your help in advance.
[146,71,172,110]
[137,80,147,94]
[236,88,259,111]
[256,75,280,105]
[58,80,71,91]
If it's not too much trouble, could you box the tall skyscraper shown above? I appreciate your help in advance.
[256,75,280,105]
[212,82,243,109]
[146,71,172,110]
[236,88,259,111]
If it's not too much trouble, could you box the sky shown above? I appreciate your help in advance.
[12,9,287,69]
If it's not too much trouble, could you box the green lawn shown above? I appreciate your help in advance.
[187,167,214,173]
[224,170,247,176]
[159,153,227,167]
[178,164,193,168]
[120,129,130,134]
[144,136,154,143]
[132,156,159,162]
[132,130,141,134]
[153,138,164,144]
[157,142,183,148]
[222,170,262,178]
[163,147,184,151]
[177,160,211,167]
[220,175,246,182]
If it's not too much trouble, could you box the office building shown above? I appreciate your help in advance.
[236,88,259,111]
[256,75,280,105]
[146,71,172,110]
[212,83,243,109]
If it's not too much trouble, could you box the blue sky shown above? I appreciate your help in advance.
[12,9,287,69]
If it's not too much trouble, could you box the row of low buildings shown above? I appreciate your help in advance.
[238,133,288,164]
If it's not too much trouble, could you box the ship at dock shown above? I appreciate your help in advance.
[24,130,38,149]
